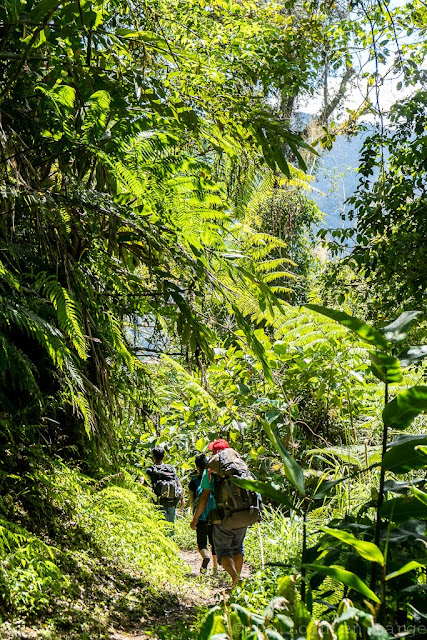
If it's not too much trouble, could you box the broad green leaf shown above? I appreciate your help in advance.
[384,478,425,493]
[265,408,281,424]
[304,305,389,350]
[382,386,427,430]
[386,560,426,581]
[232,477,297,512]
[378,311,421,343]
[303,565,380,603]
[29,0,61,22]
[321,527,384,565]
[265,630,285,640]
[369,351,402,383]
[335,604,372,625]
[398,345,427,367]
[313,478,342,500]
[198,606,222,640]
[380,497,427,522]
[275,614,294,633]
[237,382,251,395]
[382,435,427,473]
[231,604,264,629]
[262,420,305,496]
[412,487,427,506]
[195,437,209,451]
[273,341,287,355]
[294,600,311,628]
[306,620,321,639]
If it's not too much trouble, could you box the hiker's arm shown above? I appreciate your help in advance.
[190,489,210,530]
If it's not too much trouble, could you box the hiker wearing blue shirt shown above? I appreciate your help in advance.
[188,454,218,573]
[190,439,261,588]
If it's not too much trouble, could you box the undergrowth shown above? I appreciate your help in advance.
[0,453,186,639]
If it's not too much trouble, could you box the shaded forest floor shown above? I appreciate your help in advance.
[0,550,248,640]
[110,550,225,640]
[111,550,250,640]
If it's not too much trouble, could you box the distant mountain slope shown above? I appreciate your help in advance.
[310,129,374,229]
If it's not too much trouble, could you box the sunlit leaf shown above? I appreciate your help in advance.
[378,311,421,343]
[232,477,297,512]
[262,420,305,496]
[382,386,427,430]
[313,478,342,500]
[321,527,384,565]
[398,345,427,367]
[303,565,380,603]
[386,560,426,581]
[198,606,222,640]
[369,351,402,383]
[412,487,427,506]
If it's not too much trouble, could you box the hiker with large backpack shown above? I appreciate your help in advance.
[190,439,262,588]
[146,446,184,523]
[188,454,218,573]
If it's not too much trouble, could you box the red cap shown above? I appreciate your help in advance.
[208,439,230,453]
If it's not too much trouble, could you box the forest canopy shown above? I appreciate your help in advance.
[0,0,427,637]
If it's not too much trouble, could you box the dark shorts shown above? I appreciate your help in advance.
[196,520,215,554]
[212,524,246,563]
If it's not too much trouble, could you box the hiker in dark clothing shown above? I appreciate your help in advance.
[190,439,261,588]
[188,454,218,573]
[146,446,184,523]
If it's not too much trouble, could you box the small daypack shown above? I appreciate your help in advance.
[151,464,181,506]
[208,448,262,530]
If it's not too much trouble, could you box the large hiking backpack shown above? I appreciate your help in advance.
[208,448,262,530]
[151,464,181,506]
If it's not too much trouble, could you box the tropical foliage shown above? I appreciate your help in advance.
[1,0,427,638]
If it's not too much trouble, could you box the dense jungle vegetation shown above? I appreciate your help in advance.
[1,0,427,637]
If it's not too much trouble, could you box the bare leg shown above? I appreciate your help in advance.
[212,554,218,570]
[221,556,240,587]
[234,553,244,576]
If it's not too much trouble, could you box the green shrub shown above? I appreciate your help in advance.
[0,517,65,616]
[0,460,185,624]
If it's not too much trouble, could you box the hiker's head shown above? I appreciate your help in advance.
[208,439,230,454]
[194,454,208,474]
[152,446,165,463]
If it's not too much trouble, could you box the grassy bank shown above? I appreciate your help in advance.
[0,456,186,639]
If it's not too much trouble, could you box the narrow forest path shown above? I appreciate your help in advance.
[109,550,250,640]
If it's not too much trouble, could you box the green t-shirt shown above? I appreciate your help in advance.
[201,469,216,508]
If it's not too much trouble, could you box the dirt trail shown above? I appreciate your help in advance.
[109,550,249,639]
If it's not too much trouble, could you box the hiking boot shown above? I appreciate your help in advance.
[200,557,210,573]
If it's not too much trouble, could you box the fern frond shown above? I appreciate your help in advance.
[262,271,298,283]
[0,298,66,369]
[257,257,296,271]
[82,90,111,142]
[0,333,39,395]
[0,259,20,291]
[35,273,87,360]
